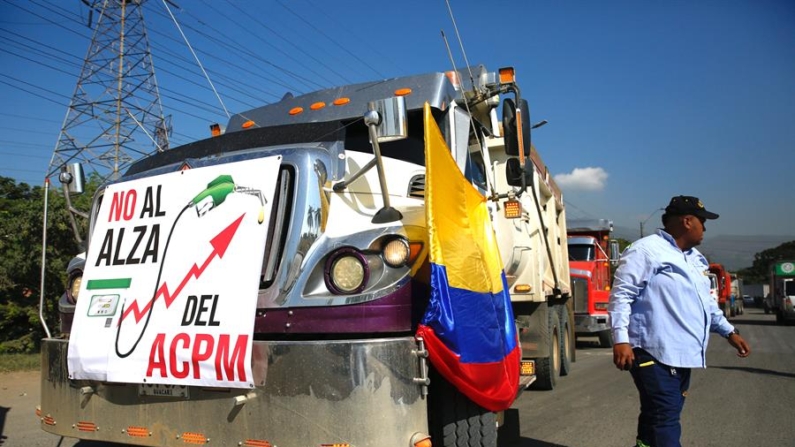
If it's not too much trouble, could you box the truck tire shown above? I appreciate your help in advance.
[598,330,614,348]
[531,310,560,390]
[558,305,572,376]
[428,367,498,447]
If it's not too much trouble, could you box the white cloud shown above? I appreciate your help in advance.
[554,167,608,191]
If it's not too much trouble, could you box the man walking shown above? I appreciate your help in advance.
[609,195,751,447]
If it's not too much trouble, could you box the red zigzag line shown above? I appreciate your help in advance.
[119,213,245,324]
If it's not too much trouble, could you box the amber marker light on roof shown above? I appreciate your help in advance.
[499,67,516,84]
[310,101,326,110]
[394,88,412,96]
[210,123,221,137]
[333,97,350,106]
[445,70,461,90]
[289,107,304,115]
[242,120,255,129]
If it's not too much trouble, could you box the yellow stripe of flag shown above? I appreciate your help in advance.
[423,102,504,295]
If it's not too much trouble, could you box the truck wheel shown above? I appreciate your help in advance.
[598,330,614,348]
[531,310,559,390]
[428,367,498,447]
[558,306,572,377]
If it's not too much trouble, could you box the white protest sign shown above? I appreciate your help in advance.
[67,156,281,388]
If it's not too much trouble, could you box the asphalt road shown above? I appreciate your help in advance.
[1,306,793,447]
[505,306,795,447]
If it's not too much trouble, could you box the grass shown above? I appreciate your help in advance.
[0,353,41,373]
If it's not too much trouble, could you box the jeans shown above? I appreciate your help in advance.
[629,348,691,447]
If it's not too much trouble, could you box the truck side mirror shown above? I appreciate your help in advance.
[59,163,85,195]
[505,158,533,188]
[502,98,531,156]
[368,96,408,143]
[609,239,620,265]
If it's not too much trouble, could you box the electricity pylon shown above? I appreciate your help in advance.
[47,0,170,183]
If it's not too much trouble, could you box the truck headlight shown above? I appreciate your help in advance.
[382,237,410,267]
[66,271,83,304]
[324,248,368,294]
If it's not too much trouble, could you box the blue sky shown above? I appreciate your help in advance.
[1,0,793,238]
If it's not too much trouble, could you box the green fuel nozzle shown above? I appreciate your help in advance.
[189,175,266,223]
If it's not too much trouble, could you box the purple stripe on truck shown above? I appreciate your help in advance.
[254,281,419,334]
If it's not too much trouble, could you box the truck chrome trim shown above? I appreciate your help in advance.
[40,337,428,447]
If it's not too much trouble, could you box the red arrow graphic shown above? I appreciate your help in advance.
[120,213,246,324]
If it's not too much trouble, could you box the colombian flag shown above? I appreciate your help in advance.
[416,103,520,412]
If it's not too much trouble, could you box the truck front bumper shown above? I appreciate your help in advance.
[574,314,610,334]
[38,337,428,447]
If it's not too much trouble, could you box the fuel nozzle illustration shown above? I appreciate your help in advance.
[189,175,267,223]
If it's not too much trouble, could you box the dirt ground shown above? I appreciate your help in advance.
[0,369,79,447]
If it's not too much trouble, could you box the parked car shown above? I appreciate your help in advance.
[742,294,754,306]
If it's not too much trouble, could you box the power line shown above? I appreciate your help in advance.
[275,0,386,79]
[146,2,321,94]
[0,76,69,107]
[219,0,350,85]
[303,0,403,75]
[0,150,51,159]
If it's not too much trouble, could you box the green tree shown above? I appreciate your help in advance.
[736,241,795,284]
[0,176,97,353]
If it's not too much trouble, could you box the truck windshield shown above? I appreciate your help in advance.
[343,110,429,166]
[568,245,594,261]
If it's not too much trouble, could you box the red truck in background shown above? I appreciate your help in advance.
[709,263,734,318]
[568,219,619,347]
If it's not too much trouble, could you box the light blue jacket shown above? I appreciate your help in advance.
[608,229,735,368]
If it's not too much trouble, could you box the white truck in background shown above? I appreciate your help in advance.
[769,260,795,324]
[731,274,744,316]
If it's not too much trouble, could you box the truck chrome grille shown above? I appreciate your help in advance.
[572,277,588,313]
[260,167,293,288]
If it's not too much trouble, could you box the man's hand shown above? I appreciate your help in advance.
[728,333,751,358]
[613,342,634,370]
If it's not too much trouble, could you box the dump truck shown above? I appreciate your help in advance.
[709,263,734,318]
[567,218,619,347]
[39,65,571,447]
